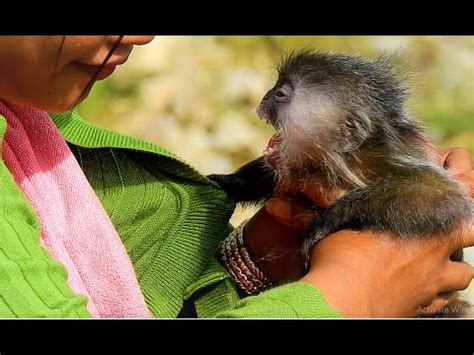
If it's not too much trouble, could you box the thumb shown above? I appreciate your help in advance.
[265,198,314,231]
[440,147,472,175]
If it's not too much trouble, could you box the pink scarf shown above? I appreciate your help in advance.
[0,101,151,318]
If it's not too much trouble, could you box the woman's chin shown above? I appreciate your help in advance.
[45,89,92,112]
[35,96,80,113]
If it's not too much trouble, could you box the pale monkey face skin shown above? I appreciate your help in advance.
[257,80,353,176]
[255,51,400,189]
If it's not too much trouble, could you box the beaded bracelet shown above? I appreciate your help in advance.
[219,219,273,295]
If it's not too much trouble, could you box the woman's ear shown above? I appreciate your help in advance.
[337,111,372,153]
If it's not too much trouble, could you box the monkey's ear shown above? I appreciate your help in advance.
[337,111,372,153]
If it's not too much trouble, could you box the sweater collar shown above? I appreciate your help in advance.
[49,110,218,187]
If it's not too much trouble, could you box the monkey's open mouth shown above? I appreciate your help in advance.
[258,110,282,166]
[257,108,277,127]
[263,133,282,167]
[263,115,277,126]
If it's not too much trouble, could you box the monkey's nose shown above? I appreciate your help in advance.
[262,94,270,101]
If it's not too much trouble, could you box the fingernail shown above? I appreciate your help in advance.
[266,198,293,220]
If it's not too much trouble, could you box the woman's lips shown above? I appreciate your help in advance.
[74,62,117,80]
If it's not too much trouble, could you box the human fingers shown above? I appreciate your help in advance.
[438,260,474,293]
[440,147,472,175]
[416,292,458,317]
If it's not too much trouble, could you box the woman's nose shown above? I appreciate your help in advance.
[109,36,155,46]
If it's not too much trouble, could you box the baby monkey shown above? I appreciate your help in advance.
[209,51,473,317]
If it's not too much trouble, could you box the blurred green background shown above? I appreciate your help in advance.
[78,36,474,174]
[77,36,474,225]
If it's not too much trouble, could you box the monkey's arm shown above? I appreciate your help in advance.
[300,167,473,267]
[208,156,277,204]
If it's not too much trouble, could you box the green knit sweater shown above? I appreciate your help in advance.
[0,110,341,318]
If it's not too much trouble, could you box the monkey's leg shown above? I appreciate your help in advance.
[301,168,473,269]
[208,156,277,204]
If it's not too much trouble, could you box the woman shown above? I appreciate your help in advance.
[0,35,472,318]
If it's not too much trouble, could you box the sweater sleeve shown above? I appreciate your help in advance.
[214,281,342,318]
[187,256,342,319]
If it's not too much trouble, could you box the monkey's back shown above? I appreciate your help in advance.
[331,159,473,239]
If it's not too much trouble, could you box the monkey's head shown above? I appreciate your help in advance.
[256,50,423,189]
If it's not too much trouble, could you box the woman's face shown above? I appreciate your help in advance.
[0,36,154,112]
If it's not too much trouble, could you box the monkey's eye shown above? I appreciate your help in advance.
[274,84,292,103]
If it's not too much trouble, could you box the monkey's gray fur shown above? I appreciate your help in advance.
[208,51,473,318]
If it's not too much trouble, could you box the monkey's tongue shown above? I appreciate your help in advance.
[263,135,278,157]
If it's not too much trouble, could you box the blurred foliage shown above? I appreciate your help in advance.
[77,36,474,224]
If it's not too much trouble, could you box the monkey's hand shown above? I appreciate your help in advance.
[208,156,277,205]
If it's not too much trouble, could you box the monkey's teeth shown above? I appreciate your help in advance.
[263,146,275,156]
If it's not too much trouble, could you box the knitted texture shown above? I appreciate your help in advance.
[0,108,341,318]
[185,257,242,318]
[0,102,150,318]
[0,116,90,317]
[51,110,341,319]
[214,281,342,318]
[51,111,237,317]
[184,257,342,318]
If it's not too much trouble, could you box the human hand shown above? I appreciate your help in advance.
[251,147,474,276]
[300,226,474,317]
[438,147,474,198]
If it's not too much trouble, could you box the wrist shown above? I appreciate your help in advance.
[244,208,305,284]
[219,219,273,295]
